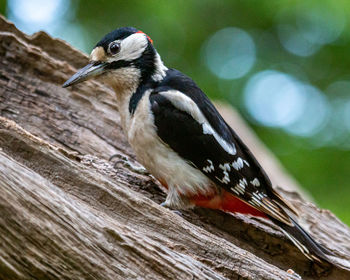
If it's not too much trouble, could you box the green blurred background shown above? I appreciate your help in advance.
[1,0,349,224]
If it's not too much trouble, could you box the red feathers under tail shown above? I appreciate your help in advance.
[191,191,331,264]
[190,190,267,218]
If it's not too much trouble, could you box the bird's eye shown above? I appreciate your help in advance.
[109,42,120,55]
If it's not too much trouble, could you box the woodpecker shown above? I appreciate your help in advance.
[63,27,331,264]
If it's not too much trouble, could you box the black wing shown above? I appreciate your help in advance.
[150,71,297,224]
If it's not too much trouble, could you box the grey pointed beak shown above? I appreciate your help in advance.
[62,62,107,88]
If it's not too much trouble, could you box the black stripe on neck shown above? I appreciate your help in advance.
[127,42,158,115]
[129,81,157,115]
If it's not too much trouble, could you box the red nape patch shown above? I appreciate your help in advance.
[190,190,267,218]
[136,30,153,44]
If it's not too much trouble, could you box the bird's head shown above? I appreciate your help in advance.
[63,27,166,91]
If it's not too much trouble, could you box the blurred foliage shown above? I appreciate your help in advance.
[0,0,4,15]
[2,0,350,224]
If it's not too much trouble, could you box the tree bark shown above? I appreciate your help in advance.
[0,15,349,280]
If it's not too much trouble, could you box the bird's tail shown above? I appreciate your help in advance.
[273,216,332,264]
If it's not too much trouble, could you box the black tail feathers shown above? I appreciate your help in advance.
[273,216,332,264]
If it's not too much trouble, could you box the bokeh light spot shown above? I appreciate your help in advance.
[277,24,320,57]
[314,81,350,148]
[285,85,329,137]
[244,71,304,127]
[296,4,346,46]
[6,0,87,51]
[244,70,329,137]
[277,3,345,57]
[7,0,70,34]
[203,27,256,80]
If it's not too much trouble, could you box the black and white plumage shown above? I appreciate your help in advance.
[63,27,331,264]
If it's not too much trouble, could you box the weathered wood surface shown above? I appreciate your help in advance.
[0,15,350,279]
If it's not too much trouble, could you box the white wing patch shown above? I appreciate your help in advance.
[159,90,237,155]
[202,122,236,155]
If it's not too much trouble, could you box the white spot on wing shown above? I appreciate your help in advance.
[250,196,262,206]
[235,178,247,194]
[231,187,240,195]
[215,170,230,184]
[235,184,245,195]
[239,178,248,186]
[253,191,265,199]
[203,159,215,173]
[248,191,267,207]
[251,178,260,187]
[159,90,237,155]
[249,200,258,207]
[223,171,230,183]
[232,157,244,170]
[219,163,231,172]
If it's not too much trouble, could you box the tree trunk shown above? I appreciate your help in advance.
[0,15,349,280]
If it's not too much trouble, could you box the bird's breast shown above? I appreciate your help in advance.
[127,91,213,197]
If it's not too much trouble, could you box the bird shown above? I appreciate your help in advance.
[63,27,331,264]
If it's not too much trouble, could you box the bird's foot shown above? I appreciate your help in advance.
[160,201,182,216]
[109,153,149,175]
[286,269,301,279]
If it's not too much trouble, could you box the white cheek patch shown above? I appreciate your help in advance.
[109,33,148,62]
[159,90,237,155]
